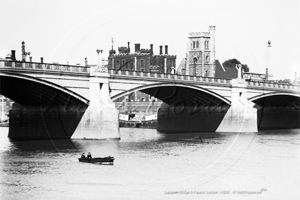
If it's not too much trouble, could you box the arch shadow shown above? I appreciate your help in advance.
[250,92,300,130]
[112,82,232,133]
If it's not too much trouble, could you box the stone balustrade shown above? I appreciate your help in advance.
[1,59,299,91]
[246,80,300,91]
[0,60,89,74]
[108,69,232,85]
[107,69,300,91]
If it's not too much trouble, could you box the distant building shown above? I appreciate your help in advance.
[107,42,176,74]
[108,41,176,102]
[184,25,216,77]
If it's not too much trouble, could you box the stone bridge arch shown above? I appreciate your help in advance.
[249,91,300,103]
[112,82,232,133]
[249,92,300,130]
[0,72,89,105]
[0,72,89,139]
[111,82,231,105]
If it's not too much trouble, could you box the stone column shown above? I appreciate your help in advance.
[265,40,271,80]
[164,57,167,74]
[72,66,120,139]
[201,38,205,77]
[186,42,190,75]
[216,65,258,132]
[209,25,216,77]
[134,56,137,71]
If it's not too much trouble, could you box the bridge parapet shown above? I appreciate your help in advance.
[108,69,232,85]
[0,60,90,74]
[247,80,300,92]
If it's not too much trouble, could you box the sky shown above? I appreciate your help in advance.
[0,0,299,80]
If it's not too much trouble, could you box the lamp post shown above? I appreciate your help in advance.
[265,40,271,81]
[96,49,103,67]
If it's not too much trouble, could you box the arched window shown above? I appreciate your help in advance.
[205,41,209,49]
[205,70,209,77]
[141,59,145,67]
[206,55,209,62]
[196,41,199,48]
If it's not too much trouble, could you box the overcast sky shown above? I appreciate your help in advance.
[0,0,299,79]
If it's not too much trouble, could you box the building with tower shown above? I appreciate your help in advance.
[107,40,176,103]
[107,41,176,74]
[182,25,216,77]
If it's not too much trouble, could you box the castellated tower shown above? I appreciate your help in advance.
[186,25,216,77]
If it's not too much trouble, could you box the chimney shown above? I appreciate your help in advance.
[159,45,163,55]
[165,45,168,55]
[40,57,43,63]
[150,44,153,54]
[135,43,140,53]
[29,56,32,62]
[127,42,130,53]
[21,41,25,61]
[11,50,16,61]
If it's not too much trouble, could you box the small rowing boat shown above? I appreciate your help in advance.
[78,156,115,165]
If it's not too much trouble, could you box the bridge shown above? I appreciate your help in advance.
[1,59,299,139]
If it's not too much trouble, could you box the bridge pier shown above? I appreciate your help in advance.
[72,67,120,140]
[216,67,258,133]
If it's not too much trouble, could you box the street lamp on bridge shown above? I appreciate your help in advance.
[96,49,103,67]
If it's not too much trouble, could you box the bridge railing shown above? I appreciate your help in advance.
[0,60,90,74]
[108,69,232,85]
[247,80,300,91]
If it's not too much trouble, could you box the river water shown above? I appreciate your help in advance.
[0,127,299,200]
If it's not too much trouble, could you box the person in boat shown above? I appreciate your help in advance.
[81,153,86,158]
[199,136,203,143]
[87,152,92,159]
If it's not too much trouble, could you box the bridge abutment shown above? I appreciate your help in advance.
[72,68,120,140]
[216,70,258,133]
